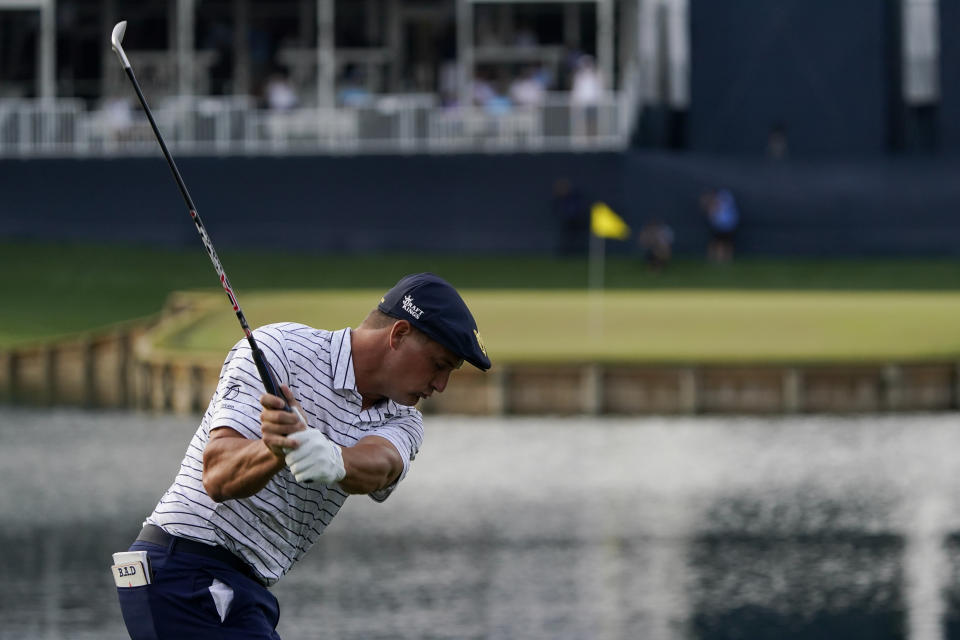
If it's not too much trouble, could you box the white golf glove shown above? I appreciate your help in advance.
[284,430,346,486]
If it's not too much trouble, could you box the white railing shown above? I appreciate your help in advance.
[0,98,87,156]
[0,93,629,157]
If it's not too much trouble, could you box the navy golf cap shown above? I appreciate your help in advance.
[378,273,491,371]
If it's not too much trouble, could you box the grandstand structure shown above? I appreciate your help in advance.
[0,0,690,156]
[0,0,945,157]
[0,1,957,259]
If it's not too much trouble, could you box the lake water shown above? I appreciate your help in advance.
[1,407,960,639]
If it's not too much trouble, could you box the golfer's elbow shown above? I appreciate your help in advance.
[203,479,227,503]
[202,460,229,503]
[201,427,249,502]
[202,438,235,502]
[338,439,403,494]
[339,468,396,495]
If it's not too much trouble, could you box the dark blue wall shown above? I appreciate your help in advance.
[0,154,624,253]
[3,152,960,257]
[625,152,960,256]
[941,0,960,152]
[689,0,896,157]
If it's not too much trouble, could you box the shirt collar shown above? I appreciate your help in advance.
[329,327,402,418]
[330,328,356,393]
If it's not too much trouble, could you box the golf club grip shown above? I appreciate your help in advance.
[251,343,282,398]
[249,340,296,416]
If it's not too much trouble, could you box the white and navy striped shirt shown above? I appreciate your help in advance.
[146,323,424,586]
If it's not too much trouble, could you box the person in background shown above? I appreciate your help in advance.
[700,187,740,263]
[509,66,547,109]
[638,219,675,272]
[571,55,603,137]
[263,66,298,111]
[337,64,372,107]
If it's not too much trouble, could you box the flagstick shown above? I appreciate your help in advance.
[588,200,628,342]
[588,232,605,340]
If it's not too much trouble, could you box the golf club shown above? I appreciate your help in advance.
[110,20,291,413]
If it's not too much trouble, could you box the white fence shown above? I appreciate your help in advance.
[0,93,629,157]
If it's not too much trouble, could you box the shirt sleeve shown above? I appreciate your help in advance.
[366,412,424,503]
[207,326,292,440]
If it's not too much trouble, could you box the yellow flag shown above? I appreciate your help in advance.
[590,202,630,240]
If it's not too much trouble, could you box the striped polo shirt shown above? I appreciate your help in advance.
[146,323,424,586]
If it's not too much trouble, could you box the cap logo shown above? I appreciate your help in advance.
[474,329,487,357]
[401,295,424,319]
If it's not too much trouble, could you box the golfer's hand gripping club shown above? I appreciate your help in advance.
[265,385,344,486]
[281,386,347,486]
[285,430,345,486]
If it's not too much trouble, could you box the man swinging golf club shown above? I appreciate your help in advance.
[113,273,490,638]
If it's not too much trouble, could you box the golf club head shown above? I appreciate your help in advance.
[111,21,131,69]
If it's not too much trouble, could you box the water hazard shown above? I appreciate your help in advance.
[2,407,960,639]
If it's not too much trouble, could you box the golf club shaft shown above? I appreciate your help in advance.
[111,22,285,406]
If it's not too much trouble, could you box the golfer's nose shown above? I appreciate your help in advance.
[432,370,451,394]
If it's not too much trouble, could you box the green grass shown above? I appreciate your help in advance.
[3,242,960,361]
[149,289,960,365]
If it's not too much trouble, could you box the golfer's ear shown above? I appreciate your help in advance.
[388,320,412,348]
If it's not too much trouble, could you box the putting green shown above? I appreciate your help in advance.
[4,242,959,349]
[149,289,960,364]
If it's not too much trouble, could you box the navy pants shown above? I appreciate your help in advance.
[116,540,281,639]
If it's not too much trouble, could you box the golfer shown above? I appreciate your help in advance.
[114,273,490,638]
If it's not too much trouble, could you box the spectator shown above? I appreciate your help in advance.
[438,60,460,107]
[571,55,603,137]
[263,67,298,111]
[637,219,675,272]
[473,71,511,115]
[472,71,497,106]
[337,65,372,108]
[700,188,740,263]
[509,66,547,108]
[101,96,134,142]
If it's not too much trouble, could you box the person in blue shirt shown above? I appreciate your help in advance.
[701,188,740,263]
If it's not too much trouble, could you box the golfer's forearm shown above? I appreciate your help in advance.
[339,438,403,494]
[203,437,285,502]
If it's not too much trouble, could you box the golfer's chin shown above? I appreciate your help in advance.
[394,392,426,407]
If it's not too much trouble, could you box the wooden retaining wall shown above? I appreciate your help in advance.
[418,362,960,415]
[0,330,139,409]
[2,329,959,416]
